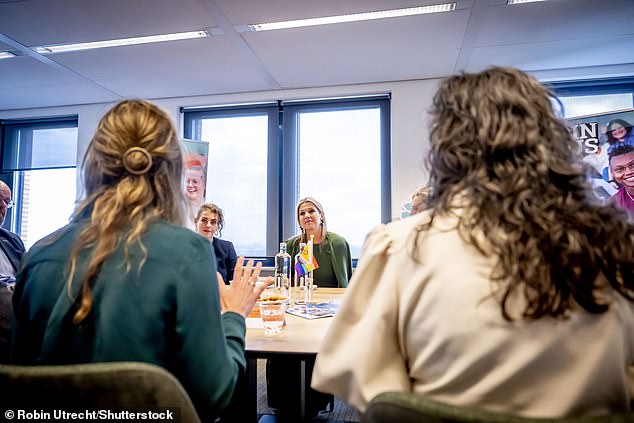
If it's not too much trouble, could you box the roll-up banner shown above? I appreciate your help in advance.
[566,108,634,201]
[182,138,209,225]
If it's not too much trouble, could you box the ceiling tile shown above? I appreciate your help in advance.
[476,0,634,46]
[242,10,470,86]
[47,36,278,97]
[0,0,218,46]
[0,55,79,89]
[467,35,634,72]
[0,81,120,110]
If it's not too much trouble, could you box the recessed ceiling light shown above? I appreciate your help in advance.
[33,30,210,54]
[247,3,457,32]
[507,0,548,4]
[0,51,16,59]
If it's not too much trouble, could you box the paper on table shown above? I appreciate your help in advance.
[286,302,339,320]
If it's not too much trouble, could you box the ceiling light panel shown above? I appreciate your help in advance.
[248,3,457,32]
[0,51,16,59]
[507,0,548,4]
[33,30,210,54]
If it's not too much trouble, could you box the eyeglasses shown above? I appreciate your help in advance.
[1,199,14,209]
[613,161,634,176]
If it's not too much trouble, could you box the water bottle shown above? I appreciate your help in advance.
[292,242,306,303]
[274,242,291,299]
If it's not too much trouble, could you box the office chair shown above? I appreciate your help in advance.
[0,361,201,423]
[361,392,634,423]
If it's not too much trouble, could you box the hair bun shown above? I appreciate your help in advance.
[122,147,153,175]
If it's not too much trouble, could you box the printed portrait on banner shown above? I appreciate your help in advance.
[182,139,209,226]
[566,109,634,201]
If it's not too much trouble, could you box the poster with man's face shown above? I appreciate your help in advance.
[182,139,209,208]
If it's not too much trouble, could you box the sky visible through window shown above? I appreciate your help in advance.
[201,115,268,256]
[17,127,77,250]
[298,108,381,257]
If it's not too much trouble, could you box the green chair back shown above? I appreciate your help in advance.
[361,392,634,423]
[0,361,201,423]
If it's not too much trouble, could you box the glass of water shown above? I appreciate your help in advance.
[259,301,287,335]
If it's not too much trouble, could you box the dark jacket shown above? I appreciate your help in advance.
[212,238,238,283]
[0,227,25,363]
[0,228,25,271]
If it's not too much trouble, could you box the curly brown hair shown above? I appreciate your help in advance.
[69,99,186,324]
[418,67,634,321]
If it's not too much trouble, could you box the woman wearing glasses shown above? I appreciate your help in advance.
[608,144,634,214]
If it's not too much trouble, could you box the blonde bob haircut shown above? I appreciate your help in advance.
[296,196,327,243]
[69,99,186,324]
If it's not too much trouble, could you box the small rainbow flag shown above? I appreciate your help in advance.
[294,237,319,277]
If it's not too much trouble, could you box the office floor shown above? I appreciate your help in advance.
[256,359,360,422]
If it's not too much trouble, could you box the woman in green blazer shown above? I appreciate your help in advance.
[11,100,268,422]
[268,196,352,419]
[286,196,352,288]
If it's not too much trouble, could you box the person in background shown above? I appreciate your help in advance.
[608,144,634,214]
[286,197,352,288]
[312,67,634,418]
[11,99,269,421]
[606,118,634,154]
[0,180,25,363]
[410,185,432,215]
[195,203,238,283]
[267,197,353,420]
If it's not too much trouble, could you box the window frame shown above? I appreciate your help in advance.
[548,77,634,99]
[182,96,391,259]
[183,103,280,259]
[0,116,78,235]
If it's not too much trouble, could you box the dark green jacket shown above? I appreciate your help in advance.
[286,232,352,288]
[11,219,244,421]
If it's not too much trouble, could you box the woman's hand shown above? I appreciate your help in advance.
[217,256,272,318]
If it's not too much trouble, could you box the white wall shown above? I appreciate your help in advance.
[0,77,441,217]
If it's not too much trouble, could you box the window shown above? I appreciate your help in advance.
[284,100,390,257]
[558,93,632,119]
[183,96,390,258]
[192,108,275,256]
[1,118,78,249]
[549,78,634,119]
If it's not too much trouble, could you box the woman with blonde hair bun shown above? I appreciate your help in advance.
[11,99,269,421]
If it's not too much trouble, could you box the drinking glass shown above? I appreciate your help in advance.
[259,301,287,335]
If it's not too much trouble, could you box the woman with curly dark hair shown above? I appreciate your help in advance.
[313,67,634,418]
[195,203,238,283]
